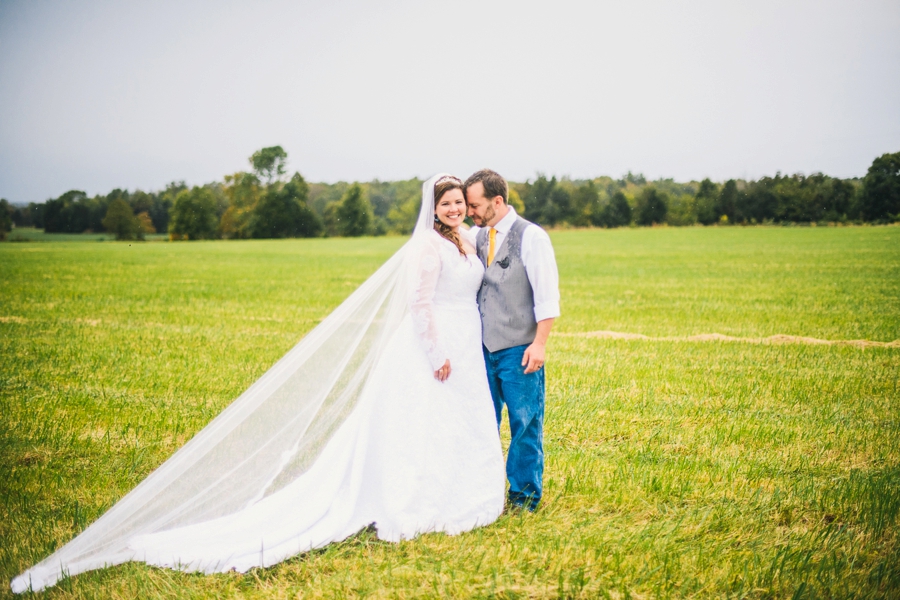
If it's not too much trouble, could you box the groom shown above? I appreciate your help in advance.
[464,169,560,511]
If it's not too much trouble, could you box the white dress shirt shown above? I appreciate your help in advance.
[471,207,561,322]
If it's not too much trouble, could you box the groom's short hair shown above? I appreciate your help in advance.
[464,169,508,204]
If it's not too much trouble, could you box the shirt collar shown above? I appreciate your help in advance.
[492,205,517,234]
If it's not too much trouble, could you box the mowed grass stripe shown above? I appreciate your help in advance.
[1,226,898,598]
[567,331,900,347]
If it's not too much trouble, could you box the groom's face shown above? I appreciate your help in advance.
[466,182,498,227]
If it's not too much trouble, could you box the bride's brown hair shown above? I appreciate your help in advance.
[433,175,467,256]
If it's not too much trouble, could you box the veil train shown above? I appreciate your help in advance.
[12,174,450,594]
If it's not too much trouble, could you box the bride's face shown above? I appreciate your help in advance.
[435,188,467,229]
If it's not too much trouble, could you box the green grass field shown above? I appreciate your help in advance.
[1,226,899,598]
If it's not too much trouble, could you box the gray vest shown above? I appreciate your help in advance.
[476,217,538,352]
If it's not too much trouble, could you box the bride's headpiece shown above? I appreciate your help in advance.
[434,175,462,186]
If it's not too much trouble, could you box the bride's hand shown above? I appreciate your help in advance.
[434,360,451,382]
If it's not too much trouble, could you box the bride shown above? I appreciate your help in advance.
[12,174,506,593]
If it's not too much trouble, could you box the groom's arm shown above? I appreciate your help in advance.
[521,226,560,374]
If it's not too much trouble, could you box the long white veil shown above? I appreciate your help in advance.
[12,174,448,594]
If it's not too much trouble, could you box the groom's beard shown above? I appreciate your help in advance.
[477,203,496,227]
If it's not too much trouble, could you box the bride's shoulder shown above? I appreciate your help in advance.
[424,228,476,257]
[459,226,478,246]
[424,228,446,247]
[426,229,458,251]
[417,230,452,261]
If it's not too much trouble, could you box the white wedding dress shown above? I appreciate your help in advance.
[12,175,504,593]
[128,229,505,573]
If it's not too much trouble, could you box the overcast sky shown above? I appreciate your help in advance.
[1,0,898,204]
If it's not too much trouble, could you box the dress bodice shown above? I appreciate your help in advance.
[430,233,484,309]
[409,229,484,370]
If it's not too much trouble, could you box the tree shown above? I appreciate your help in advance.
[859,151,900,221]
[250,146,288,185]
[636,187,668,225]
[507,188,525,214]
[623,171,647,185]
[548,185,572,224]
[26,202,45,228]
[129,190,154,216]
[152,181,185,233]
[0,198,13,240]
[136,212,156,235]
[600,191,632,227]
[521,175,574,226]
[9,203,36,228]
[666,193,697,226]
[102,198,142,240]
[336,183,372,236]
[103,189,132,232]
[220,172,262,238]
[695,179,720,225]
[571,181,600,227]
[718,180,739,223]
[249,173,323,238]
[522,175,554,224]
[823,178,856,221]
[169,187,219,239]
[385,194,421,235]
[741,176,779,223]
[43,190,90,233]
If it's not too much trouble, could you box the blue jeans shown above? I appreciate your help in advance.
[483,343,545,510]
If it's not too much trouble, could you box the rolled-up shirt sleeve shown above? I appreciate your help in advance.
[521,226,561,322]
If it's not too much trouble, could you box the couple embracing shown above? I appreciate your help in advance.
[434,169,560,512]
[13,170,559,592]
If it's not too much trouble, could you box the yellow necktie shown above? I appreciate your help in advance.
[487,227,497,266]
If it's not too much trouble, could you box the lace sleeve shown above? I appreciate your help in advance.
[409,236,447,370]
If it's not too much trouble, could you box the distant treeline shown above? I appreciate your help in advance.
[2,148,898,241]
